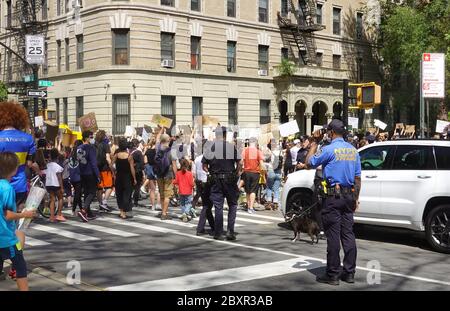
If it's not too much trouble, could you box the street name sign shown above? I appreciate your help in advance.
[39,80,53,87]
[27,90,47,98]
[25,35,45,65]
[422,53,445,98]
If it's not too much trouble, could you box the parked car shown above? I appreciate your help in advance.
[280,140,450,253]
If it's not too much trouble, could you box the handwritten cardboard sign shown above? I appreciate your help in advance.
[202,116,220,127]
[279,121,300,137]
[61,133,78,147]
[78,112,98,132]
[35,116,44,127]
[151,114,173,129]
[374,119,387,130]
[44,121,59,143]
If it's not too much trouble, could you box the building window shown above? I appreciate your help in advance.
[113,30,129,65]
[42,0,48,20]
[260,100,271,124]
[191,0,200,11]
[259,0,268,23]
[333,55,341,69]
[161,33,175,62]
[65,0,70,13]
[192,97,202,122]
[191,36,201,70]
[227,41,236,73]
[7,51,12,81]
[63,98,68,124]
[113,95,131,135]
[228,99,238,125]
[57,40,62,72]
[161,0,174,7]
[65,39,69,71]
[6,1,12,28]
[76,35,84,69]
[316,4,322,25]
[316,52,323,66]
[281,47,289,61]
[161,96,176,131]
[57,0,62,16]
[55,99,60,124]
[258,45,269,72]
[356,12,363,39]
[281,0,288,17]
[333,8,341,35]
[76,96,83,125]
[298,0,306,25]
[227,0,236,18]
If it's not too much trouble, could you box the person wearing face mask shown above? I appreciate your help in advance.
[76,130,101,222]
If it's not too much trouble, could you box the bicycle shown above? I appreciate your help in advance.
[30,174,55,218]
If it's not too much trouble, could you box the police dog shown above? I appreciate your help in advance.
[285,210,320,244]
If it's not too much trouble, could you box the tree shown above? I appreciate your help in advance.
[0,81,8,101]
[277,58,297,77]
[378,0,450,124]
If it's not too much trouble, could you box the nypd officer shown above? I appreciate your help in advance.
[202,126,241,241]
[304,119,361,285]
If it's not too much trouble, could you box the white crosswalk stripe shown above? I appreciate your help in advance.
[236,211,284,222]
[25,236,51,247]
[223,215,272,225]
[134,215,197,228]
[30,224,100,241]
[62,220,140,237]
[97,217,176,234]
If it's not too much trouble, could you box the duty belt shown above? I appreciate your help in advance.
[326,186,354,196]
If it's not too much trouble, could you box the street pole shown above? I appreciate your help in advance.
[420,59,425,138]
[426,99,430,138]
[33,65,39,120]
[343,79,349,128]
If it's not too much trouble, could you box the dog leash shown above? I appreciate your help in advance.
[286,201,319,222]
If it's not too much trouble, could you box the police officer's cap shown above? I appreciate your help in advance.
[326,119,346,134]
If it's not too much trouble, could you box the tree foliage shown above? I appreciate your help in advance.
[277,58,297,77]
[0,81,8,101]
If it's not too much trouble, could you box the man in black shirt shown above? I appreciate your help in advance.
[202,126,241,241]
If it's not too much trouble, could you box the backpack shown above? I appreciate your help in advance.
[96,143,107,168]
[153,146,171,178]
[273,150,283,171]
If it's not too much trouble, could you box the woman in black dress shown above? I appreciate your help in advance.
[112,138,137,219]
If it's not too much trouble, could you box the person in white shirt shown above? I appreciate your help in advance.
[192,142,215,235]
[44,148,66,223]
[290,139,301,167]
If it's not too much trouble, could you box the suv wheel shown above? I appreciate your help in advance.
[286,191,313,214]
[425,205,450,254]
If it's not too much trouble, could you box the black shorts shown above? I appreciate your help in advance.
[0,244,27,278]
[15,192,27,207]
[243,172,260,194]
[63,179,72,197]
[46,186,61,194]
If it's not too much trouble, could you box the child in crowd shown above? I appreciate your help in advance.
[173,159,194,222]
[45,148,66,222]
[0,152,35,291]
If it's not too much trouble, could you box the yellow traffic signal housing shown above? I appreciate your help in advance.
[355,83,381,108]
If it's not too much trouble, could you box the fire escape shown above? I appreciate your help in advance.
[278,0,325,65]
[3,0,48,102]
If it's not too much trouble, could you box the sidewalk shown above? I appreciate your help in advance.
[0,262,101,291]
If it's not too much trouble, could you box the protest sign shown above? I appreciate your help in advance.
[261,123,272,134]
[34,116,44,127]
[124,125,135,137]
[258,133,273,147]
[313,125,323,133]
[348,117,359,130]
[141,127,150,143]
[202,116,220,127]
[151,114,173,129]
[279,120,299,137]
[44,121,59,143]
[62,133,77,147]
[78,112,98,132]
[374,119,387,130]
[436,120,450,133]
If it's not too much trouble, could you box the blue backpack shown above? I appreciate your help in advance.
[153,145,171,178]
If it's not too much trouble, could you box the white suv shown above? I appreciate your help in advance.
[280,140,450,253]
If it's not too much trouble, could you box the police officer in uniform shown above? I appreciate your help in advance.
[202,126,241,241]
[304,119,361,285]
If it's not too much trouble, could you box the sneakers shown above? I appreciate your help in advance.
[161,214,172,220]
[181,213,188,222]
[247,208,256,214]
[77,211,88,222]
[99,204,112,212]
[319,231,326,240]
[55,215,67,222]
[189,208,197,218]
[140,186,148,194]
[87,212,97,220]
[316,274,340,286]
[213,235,225,241]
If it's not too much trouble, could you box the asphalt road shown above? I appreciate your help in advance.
[1,197,449,291]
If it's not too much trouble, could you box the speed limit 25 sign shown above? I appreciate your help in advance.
[25,35,45,65]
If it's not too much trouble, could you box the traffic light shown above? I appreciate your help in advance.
[356,82,381,108]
